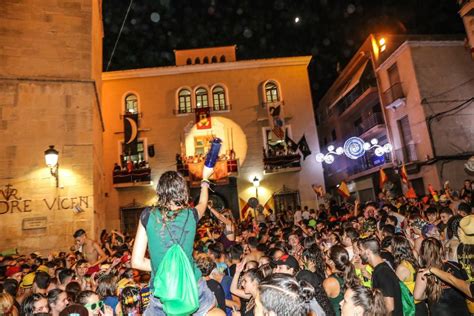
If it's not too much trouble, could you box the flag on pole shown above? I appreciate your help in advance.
[400,163,409,185]
[285,133,299,152]
[379,168,388,189]
[337,181,350,198]
[428,184,439,202]
[239,198,250,220]
[405,187,417,199]
[297,135,312,160]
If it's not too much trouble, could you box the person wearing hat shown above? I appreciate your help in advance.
[457,215,474,283]
[20,272,36,289]
[5,266,22,283]
[273,254,299,276]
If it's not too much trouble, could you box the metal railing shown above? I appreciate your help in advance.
[355,112,385,135]
[383,82,405,105]
[394,143,418,163]
[330,78,377,116]
[346,151,392,176]
[173,104,232,115]
[113,168,151,185]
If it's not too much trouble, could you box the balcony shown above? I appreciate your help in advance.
[330,78,378,117]
[383,82,406,110]
[113,168,152,188]
[176,155,239,187]
[263,154,301,175]
[347,151,392,179]
[394,143,418,163]
[355,112,386,137]
[173,104,232,115]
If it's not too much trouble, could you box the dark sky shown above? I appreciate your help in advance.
[102,0,465,103]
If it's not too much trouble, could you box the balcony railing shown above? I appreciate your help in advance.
[263,154,301,174]
[394,143,418,163]
[383,82,405,106]
[330,78,377,116]
[347,151,392,176]
[173,104,232,115]
[113,168,152,186]
[355,112,385,135]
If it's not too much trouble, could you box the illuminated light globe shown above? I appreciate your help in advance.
[324,154,335,164]
[383,143,393,153]
[374,147,385,157]
[335,147,344,155]
[343,137,366,160]
[370,138,378,145]
[363,142,371,151]
[316,153,325,162]
[327,145,335,152]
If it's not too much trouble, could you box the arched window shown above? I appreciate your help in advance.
[186,58,192,65]
[211,56,218,63]
[220,55,226,62]
[265,82,280,103]
[125,94,138,114]
[195,88,209,108]
[212,86,226,111]
[203,57,209,64]
[178,89,192,113]
[195,57,201,64]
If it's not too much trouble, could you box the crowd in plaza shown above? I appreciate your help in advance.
[0,169,473,315]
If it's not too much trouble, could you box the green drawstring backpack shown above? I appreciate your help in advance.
[153,211,199,316]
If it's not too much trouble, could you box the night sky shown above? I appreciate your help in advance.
[102,0,465,103]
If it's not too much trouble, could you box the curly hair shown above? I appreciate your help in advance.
[155,171,189,221]
[302,244,326,280]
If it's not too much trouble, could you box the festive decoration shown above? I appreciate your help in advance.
[400,163,409,185]
[297,135,311,160]
[337,181,350,198]
[428,184,439,202]
[316,137,392,164]
[195,107,211,129]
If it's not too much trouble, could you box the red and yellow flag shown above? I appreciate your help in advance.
[400,163,409,185]
[379,168,388,189]
[338,181,350,199]
[428,184,439,202]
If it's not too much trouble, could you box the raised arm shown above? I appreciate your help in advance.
[230,260,251,300]
[426,267,473,298]
[195,166,213,219]
[209,206,232,226]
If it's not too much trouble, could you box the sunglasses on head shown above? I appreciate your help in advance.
[84,301,104,312]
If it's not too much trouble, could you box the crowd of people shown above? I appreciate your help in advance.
[0,170,473,315]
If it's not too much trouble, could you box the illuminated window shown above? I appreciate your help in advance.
[265,82,280,103]
[196,88,209,108]
[178,89,192,113]
[121,140,145,165]
[212,86,226,110]
[125,94,138,114]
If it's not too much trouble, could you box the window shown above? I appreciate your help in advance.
[195,57,201,64]
[186,58,192,65]
[203,57,209,64]
[388,62,400,86]
[194,135,213,155]
[178,89,192,113]
[211,56,217,63]
[195,88,209,108]
[125,94,138,114]
[265,82,280,103]
[121,141,145,166]
[212,86,226,110]
[220,55,226,62]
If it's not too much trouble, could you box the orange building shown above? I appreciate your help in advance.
[102,46,324,233]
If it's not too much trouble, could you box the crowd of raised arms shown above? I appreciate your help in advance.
[0,172,473,316]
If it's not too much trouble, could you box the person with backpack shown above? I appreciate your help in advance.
[359,237,404,315]
[131,167,216,315]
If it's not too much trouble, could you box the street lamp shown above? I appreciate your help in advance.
[44,145,59,187]
[378,37,386,52]
[252,176,260,200]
